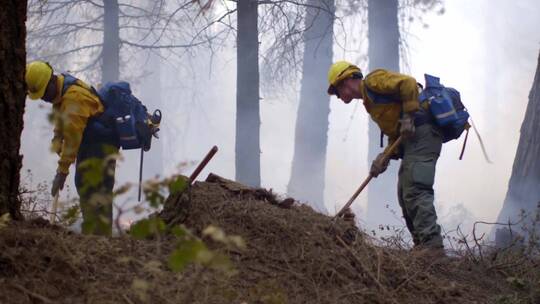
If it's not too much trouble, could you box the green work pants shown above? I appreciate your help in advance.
[75,140,118,236]
[397,123,443,248]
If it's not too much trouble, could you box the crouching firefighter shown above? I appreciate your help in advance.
[25,61,161,235]
[327,61,471,252]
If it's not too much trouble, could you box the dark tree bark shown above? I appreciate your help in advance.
[366,0,401,226]
[102,0,120,83]
[0,0,26,220]
[235,0,261,187]
[288,0,335,212]
[496,51,540,231]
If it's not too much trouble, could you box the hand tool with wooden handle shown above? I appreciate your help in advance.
[50,193,59,224]
[334,136,403,219]
[189,145,219,185]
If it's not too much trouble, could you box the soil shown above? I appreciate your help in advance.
[0,173,534,303]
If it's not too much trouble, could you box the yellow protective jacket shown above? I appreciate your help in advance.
[360,69,420,155]
[51,75,104,174]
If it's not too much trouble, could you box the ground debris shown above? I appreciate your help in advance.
[0,174,535,303]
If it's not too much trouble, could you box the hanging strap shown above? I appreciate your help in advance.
[380,131,384,148]
[138,149,144,202]
[470,117,493,164]
[459,128,469,160]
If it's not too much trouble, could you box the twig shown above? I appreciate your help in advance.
[114,203,124,237]
[123,294,135,304]
[376,248,382,282]
[12,283,55,304]
[456,225,477,263]
[393,260,437,293]
[335,236,398,304]
[486,259,528,272]
[472,222,485,261]
[182,268,203,303]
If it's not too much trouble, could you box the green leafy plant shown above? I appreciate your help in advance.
[129,217,167,239]
[60,205,80,226]
[168,224,240,275]
[0,213,10,230]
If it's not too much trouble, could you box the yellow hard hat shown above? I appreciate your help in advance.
[327,61,361,95]
[26,61,53,100]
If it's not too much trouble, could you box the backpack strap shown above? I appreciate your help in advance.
[61,73,100,98]
[364,84,399,104]
[61,73,114,131]
[366,82,431,148]
[364,84,401,148]
[365,82,429,123]
[61,73,79,96]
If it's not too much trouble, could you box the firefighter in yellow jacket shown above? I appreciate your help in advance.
[25,61,117,235]
[327,61,444,250]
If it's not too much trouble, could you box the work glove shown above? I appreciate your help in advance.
[399,113,416,139]
[370,152,390,178]
[51,172,68,196]
[50,136,63,156]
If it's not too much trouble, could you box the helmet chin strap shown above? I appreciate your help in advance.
[351,71,363,79]
[42,75,58,103]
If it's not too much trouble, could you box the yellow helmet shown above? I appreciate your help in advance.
[327,61,361,95]
[26,61,53,100]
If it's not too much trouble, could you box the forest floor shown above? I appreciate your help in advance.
[1,174,539,304]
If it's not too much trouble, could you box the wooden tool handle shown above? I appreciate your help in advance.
[189,146,219,185]
[334,136,403,219]
[50,194,59,224]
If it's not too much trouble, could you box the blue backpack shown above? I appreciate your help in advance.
[97,81,158,151]
[365,73,470,144]
[418,74,470,143]
[62,73,161,151]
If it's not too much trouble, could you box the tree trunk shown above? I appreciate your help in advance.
[140,52,164,177]
[0,0,26,220]
[288,0,335,213]
[496,50,540,233]
[236,0,261,187]
[102,0,120,83]
[366,0,401,226]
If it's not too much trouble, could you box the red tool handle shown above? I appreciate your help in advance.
[189,146,219,185]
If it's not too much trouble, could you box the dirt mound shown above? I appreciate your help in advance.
[0,174,535,303]
[158,174,509,303]
[0,218,191,304]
